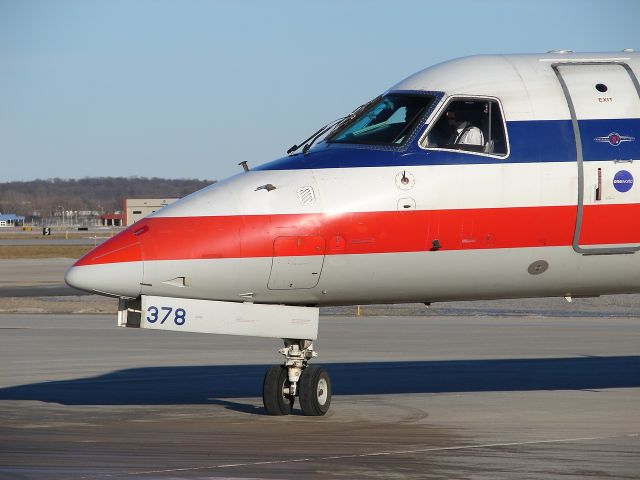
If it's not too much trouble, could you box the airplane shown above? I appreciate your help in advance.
[65,50,640,416]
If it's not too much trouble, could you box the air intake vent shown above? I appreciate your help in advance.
[297,186,316,206]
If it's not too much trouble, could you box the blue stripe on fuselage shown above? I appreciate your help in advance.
[255,118,639,170]
[579,118,640,161]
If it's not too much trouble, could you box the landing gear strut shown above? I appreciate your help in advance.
[262,339,331,416]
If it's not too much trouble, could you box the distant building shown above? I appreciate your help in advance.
[0,214,25,227]
[124,198,178,226]
[100,214,123,227]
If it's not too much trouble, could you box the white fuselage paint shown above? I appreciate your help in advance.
[66,52,640,306]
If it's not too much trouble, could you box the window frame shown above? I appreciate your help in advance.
[419,95,510,159]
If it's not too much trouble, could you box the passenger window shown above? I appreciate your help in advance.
[425,99,507,155]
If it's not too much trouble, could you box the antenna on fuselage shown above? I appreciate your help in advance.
[239,161,250,173]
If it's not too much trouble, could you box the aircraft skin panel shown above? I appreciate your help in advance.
[315,246,640,304]
[77,191,640,265]
[65,260,143,299]
[556,63,640,120]
[73,199,640,268]
[149,157,637,220]
[253,118,639,171]
[62,51,640,417]
[267,235,326,290]
[392,52,640,121]
[66,51,640,305]
[154,162,582,218]
[68,245,640,306]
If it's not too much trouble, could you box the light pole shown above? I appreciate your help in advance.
[57,205,64,227]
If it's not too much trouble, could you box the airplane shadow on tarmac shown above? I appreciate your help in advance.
[0,356,638,415]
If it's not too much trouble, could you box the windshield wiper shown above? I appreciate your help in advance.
[286,95,382,156]
[286,116,348,155]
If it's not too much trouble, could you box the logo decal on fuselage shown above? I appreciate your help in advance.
[594,132,635,146]
[613,170,634,193]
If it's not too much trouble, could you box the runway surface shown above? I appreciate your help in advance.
[1,312,639,479]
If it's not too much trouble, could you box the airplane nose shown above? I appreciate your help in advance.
[65,261,143,298]
[65,229,144,298]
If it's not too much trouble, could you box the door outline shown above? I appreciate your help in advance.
[267,235,326,290]
[552,61,640,255]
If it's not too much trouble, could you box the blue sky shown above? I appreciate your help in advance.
[1,0,638,182]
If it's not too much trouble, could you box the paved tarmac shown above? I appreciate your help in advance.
[0,311,639,479]
[0,259,88,297]
[0,238,105,246]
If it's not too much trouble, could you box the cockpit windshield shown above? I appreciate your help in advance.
[327,93,433,146]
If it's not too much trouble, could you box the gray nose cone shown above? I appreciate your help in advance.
[65,262,143,298]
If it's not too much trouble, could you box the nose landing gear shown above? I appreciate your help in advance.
[262,365,294,415]
[299,364,331,416]
[262,339,331,416]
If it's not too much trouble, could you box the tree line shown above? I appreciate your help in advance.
[0,177,215,217]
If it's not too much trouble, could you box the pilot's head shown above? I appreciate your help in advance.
[445,110,458,126]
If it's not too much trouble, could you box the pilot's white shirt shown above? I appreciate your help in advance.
[455,121,484,146]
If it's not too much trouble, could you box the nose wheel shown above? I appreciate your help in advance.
[262,365,294,415]
[299,365,331,416]
[262,340,331,416]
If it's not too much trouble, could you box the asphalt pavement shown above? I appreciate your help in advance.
[1,312,638,479]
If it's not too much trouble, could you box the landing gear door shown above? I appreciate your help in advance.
[268,236,326,290]
[554,62,640,254]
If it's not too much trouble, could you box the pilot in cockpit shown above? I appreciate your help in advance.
[445,109,484,146]
[427,104,485,148]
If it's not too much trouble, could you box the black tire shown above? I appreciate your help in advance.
[299,365,331,416]
[263,365,294,415]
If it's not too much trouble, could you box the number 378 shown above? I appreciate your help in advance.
[146,306,186,326]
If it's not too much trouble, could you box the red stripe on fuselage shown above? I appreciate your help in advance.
[73,204,640,266]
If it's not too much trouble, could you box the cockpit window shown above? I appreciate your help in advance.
[423,98,508,156]
[327,94,433,146]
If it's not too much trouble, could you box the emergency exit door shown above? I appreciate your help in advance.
[554,62,640,254]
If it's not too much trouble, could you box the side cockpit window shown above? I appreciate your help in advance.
[423,98,508,156]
